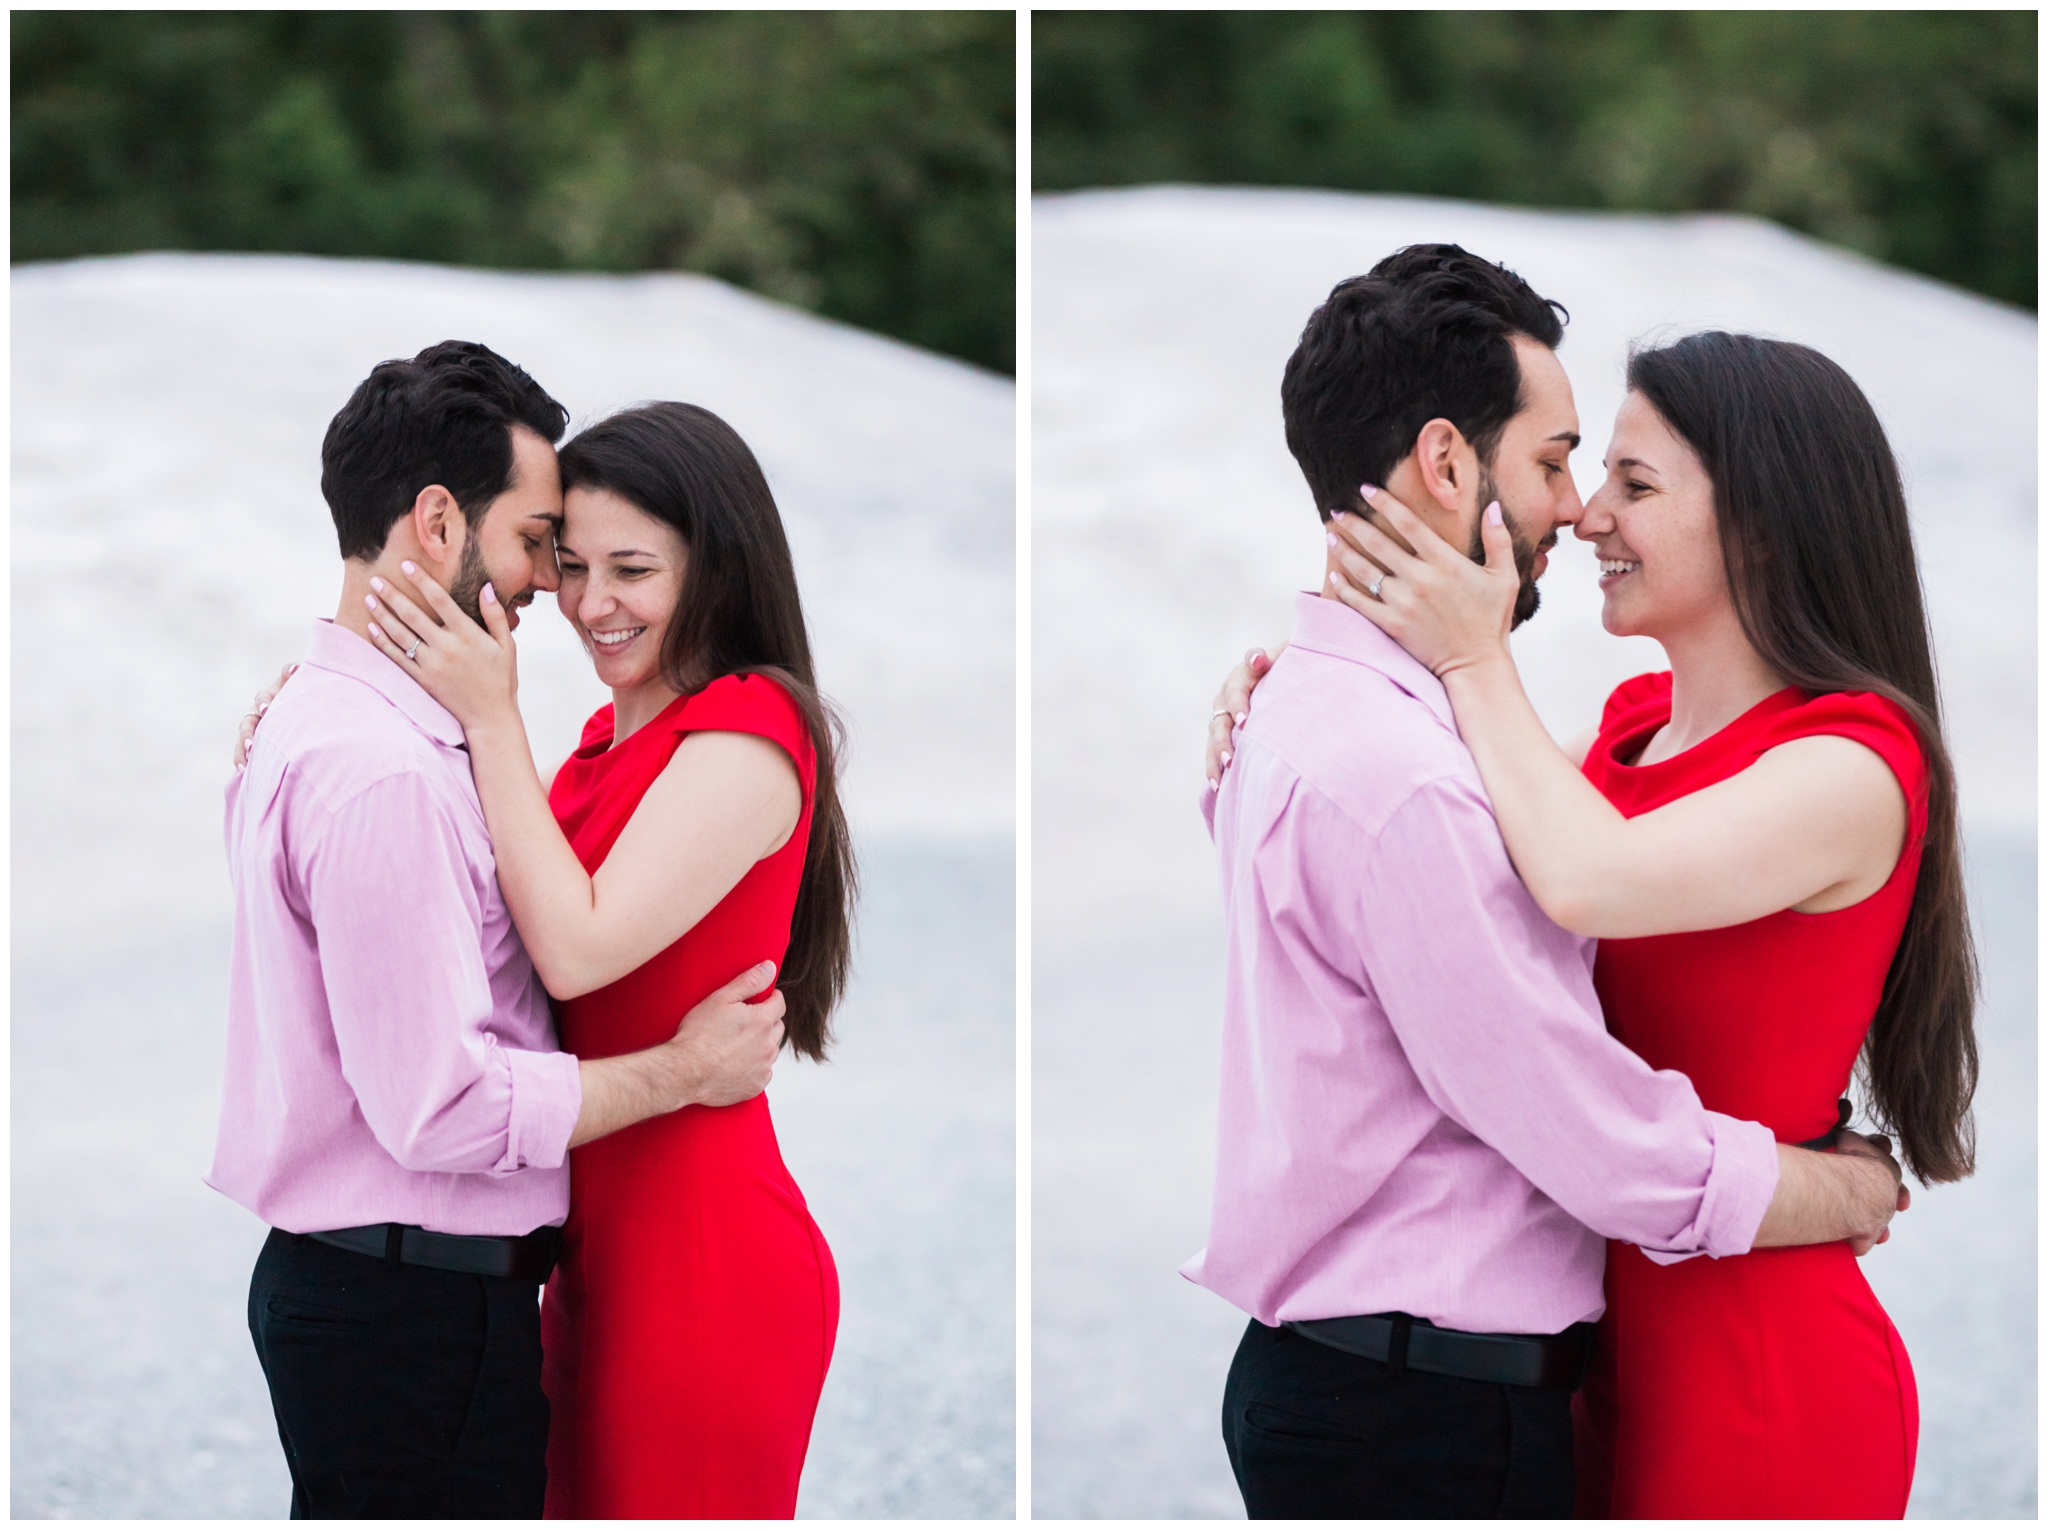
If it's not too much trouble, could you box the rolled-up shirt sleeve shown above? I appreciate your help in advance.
[302,772,581,1176]
[1332,776,1778,1258]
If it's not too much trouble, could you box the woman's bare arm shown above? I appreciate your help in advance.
[1438,656,1906,937]
[460,720,800,1000]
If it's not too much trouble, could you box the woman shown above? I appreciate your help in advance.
[1213,333,1976,1517]
[354,401,851,1518]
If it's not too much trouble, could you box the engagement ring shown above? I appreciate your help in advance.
[405,639,421,662]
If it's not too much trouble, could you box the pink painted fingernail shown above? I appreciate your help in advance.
[365,595,379,609]
[482,582,497,604]
[1326,531,1338,547]
[370,576,384,592]
[1486,500,1503,525]
[1360,484,1379,499]
[368,622,382,639]
[401,561,417,575]
[1235,712,1246,725]
[1220,750,1232,766]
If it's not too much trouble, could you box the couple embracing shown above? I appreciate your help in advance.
[211,342,849,1518]
[1194,245,1976,1517]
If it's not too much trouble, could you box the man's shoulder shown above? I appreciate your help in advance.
[1245,646,1481,822]
[256,665,456,817]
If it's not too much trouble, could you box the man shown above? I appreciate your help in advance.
[1189,247,1906,1517]
[208,341,784,1518]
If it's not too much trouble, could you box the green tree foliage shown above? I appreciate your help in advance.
[13,11,1016,371]
[1034,11,2036,311]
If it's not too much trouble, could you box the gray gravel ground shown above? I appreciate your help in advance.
[12,836,1014,1520]
[1032,830,2035,1519]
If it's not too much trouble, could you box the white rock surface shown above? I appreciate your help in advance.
[10,254,1016,1518]
[13,253,1015,963]
[1031,187,2035,1519]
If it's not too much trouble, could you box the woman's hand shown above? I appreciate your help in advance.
[233,663,298,768]
[1325,483,1518,679]
[1205,645,1284,789]
[362,562,521,731]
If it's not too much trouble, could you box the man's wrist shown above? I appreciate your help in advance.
[651,1035,706,1112]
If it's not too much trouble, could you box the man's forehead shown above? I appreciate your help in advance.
[505,427,565,521]
[1512,336,1579,443]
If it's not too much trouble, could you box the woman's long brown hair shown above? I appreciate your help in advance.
[558,402,854,1060]
[1629,332,1977,1183]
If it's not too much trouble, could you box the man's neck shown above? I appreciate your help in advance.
[333,550,451,645]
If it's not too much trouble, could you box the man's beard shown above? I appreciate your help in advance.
[445,533,491,625]
[1471,466,1542,629]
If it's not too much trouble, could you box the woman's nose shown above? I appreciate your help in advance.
[1575,490,1616,538]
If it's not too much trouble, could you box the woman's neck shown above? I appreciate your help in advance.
[611,676,685,745]
[1649,613,1790,762]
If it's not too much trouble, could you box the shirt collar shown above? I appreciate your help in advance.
[1286,590,1459,736]
[301,619,467,749]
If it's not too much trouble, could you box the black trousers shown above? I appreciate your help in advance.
[247,1227,550,1519]
[1222,1318,1574,1519]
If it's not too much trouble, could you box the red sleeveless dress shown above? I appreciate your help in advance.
[1573,673,1925,1518]
[539,674,838,1519]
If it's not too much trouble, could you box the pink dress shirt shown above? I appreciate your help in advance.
[206,620,582,1236]
[1182,593,1779,1335]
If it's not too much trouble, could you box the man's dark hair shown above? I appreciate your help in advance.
[1281,244,1567,521]
[320,340,570,560]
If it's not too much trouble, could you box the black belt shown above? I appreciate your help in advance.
[1285,1312,1593,1391]
[304,1222,561,1284]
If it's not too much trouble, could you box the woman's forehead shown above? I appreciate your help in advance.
[561,485,680,553]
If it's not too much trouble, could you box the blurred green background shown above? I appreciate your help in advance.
[12,10,1016,372]
[1033,10,2036,312]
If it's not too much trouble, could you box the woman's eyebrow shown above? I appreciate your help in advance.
[606,547,662,559]
[1610,456,1662,474]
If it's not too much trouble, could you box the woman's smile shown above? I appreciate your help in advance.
[588,624,647,652]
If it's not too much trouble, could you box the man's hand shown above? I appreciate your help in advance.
[570,961,785,1147]
[1206,645,1284,789]
[1830,1127,1912,1255]
[660,959,787,1108]
[233,664,298,768]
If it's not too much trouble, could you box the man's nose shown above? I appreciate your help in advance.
[531,538,563,592]
[1549,477,1587,531]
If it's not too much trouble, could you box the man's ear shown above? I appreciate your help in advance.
[1410,418,1474,513]
[408,484,464,562]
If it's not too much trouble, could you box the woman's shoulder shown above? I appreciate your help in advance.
[1760,689,1926,774]
[1598,670,1673,735]
[674,672,815,770]
[1758,688,1930,838]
